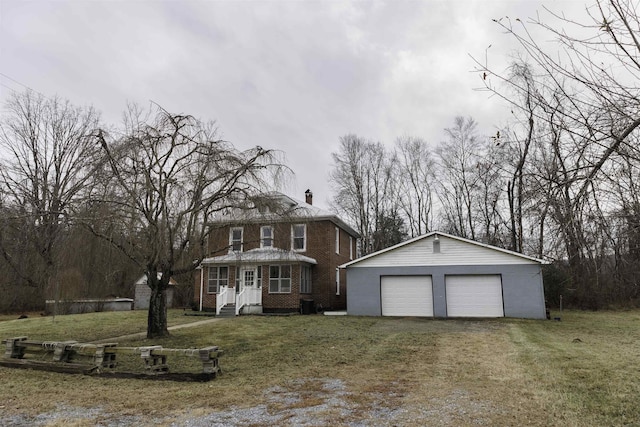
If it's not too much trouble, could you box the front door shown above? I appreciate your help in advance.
[242,267,256,289]
[240,266,262,305]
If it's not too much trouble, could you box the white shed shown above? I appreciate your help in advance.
[134,274,177,310]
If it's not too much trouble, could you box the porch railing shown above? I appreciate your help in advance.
[216,286,229,315]
[235,288,247,316]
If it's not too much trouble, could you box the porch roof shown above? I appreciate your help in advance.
[200,247,317,266]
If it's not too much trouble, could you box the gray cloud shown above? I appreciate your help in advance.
[0,0,589,207]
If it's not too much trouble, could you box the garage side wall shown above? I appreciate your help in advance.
[346,264,546,319]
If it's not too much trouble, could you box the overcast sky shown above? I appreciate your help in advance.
[0,0,589,209]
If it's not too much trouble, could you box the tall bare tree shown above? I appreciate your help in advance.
[330,135,399,255]
[477,0,640,189]
[474,145,507,246]
[473,0,640,307]
[92,104,286,337]
[498,64,539,253]
[395,136,435,237]
[434,116,483,240]
[0,91,101,307]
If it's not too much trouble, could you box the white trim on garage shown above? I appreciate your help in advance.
[340,231,548,269]
[445,275,504,317]
[381,276,433,317]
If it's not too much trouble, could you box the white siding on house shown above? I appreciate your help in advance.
[349,235,539,268]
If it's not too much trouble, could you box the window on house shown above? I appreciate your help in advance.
[235,266,241,291]
[335,227,340,254]
[335,267,340,295]
[229,227,243,252]
[261,226,273,248]
[207,266,228,293]
[269,265,291,293]
[349,236,353,260]
[257,265,262,288]
[292,224,306,251]
[300,265,312,294]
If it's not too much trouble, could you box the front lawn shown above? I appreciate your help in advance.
[0,310,638,426]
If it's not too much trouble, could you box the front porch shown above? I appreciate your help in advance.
[196,247,318,316]
[215,283,263,317]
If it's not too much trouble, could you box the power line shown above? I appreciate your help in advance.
[0,72,48,99]
[0,82,17,94]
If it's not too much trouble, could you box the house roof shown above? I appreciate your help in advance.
[134,273,178,286]
[208,192,360,238]
[340,231,548,268]
[200,247,318,265]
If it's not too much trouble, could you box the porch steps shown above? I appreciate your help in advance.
[217,304,236,318]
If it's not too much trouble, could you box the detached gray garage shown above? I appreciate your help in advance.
[342,232,547,319]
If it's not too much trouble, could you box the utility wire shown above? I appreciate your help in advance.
[0,72,48,99]
[0,82,16,93]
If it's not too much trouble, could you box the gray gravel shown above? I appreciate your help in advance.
[0,378,496,426]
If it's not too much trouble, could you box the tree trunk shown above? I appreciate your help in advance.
[147,275,169,338]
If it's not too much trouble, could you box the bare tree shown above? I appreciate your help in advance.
[395,136,435,237]
[474,146,507,246]
[434,116,483,240]
[470,0,640,307]
[497,64,539,253]
[476,1,640,195]
[0,91,101,307]
[330,135,399,255]
[92,104,287,337]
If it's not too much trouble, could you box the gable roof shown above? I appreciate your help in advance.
[340,231,547,268]
[135,273,178,286]
[209,192,359,238]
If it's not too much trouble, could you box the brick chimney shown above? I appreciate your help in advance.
[305,189,313,205]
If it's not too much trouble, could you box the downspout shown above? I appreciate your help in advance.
[199,266,204,312]
[200,233,208,312]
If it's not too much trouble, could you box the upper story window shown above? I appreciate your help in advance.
[208,266,228,294]
[335,227,340,254]
[229,227,243,252]
[261,226,273,248]
[291,224,306,252]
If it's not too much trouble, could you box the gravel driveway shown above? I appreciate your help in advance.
[1,377,496,426]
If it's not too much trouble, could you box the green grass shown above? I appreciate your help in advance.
[508,310,640,426]
[0,309,203,342]
[0,310,639,426]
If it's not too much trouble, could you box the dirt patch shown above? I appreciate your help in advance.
[0,378,505,426]
[371,317,507,334]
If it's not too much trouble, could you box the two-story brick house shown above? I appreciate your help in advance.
[194,190,359,315]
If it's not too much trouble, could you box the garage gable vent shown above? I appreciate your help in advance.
[433,235,440,253]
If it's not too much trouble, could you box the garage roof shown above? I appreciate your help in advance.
[340,231,548,268]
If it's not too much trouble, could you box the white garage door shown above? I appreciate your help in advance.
[446,275,504,317]
[381,276,433,317]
